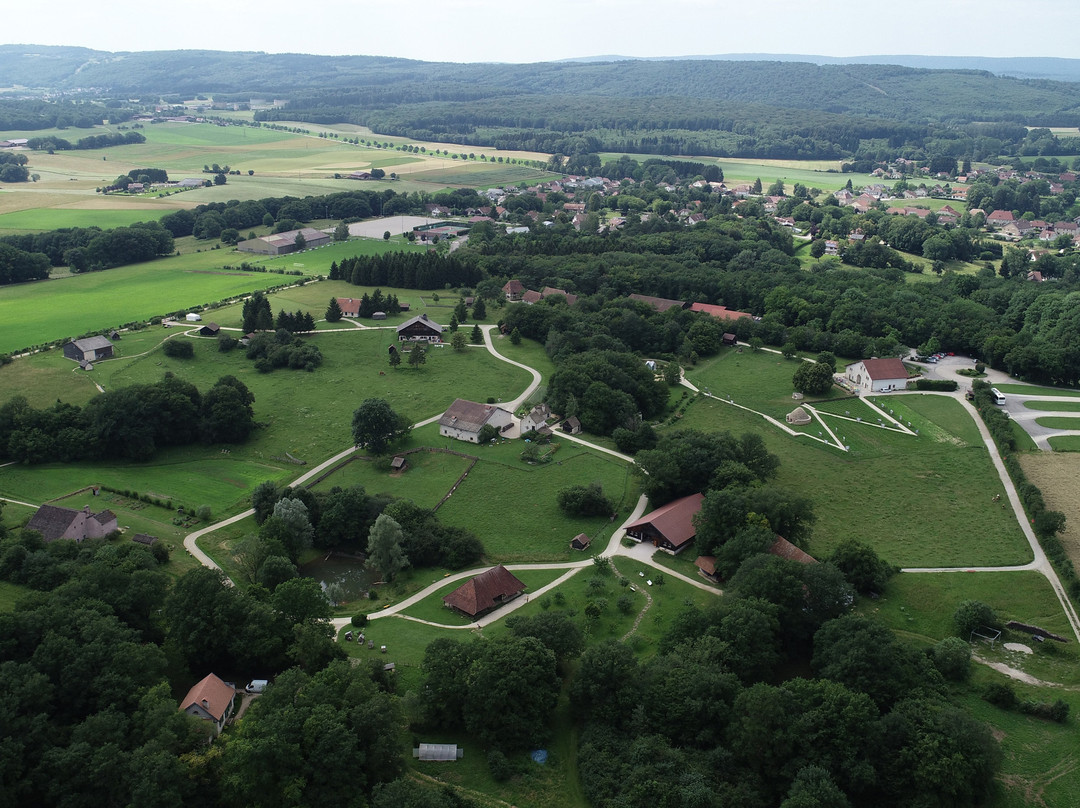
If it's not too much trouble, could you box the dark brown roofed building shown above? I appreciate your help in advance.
[26,504,118,542]
[63,336,114,362]
[624,493,705,554]
[199,323,221,337]
[397,313,444,342]
[769,535,817,565]
[443,565,526,618]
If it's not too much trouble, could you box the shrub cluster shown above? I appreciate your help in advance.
[913,378,958,391]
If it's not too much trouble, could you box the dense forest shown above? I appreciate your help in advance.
[4,47,1080,159]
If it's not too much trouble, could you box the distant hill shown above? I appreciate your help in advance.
[3,45,1080,161]
[566,53,1080,83]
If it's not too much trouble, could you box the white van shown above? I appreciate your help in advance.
[246,679,268,694]
[990,388,1006,405]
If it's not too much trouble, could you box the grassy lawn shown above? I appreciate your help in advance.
[310,450,474,510]
[1011,421,1040,452]
[0,259,307,354]
[685,348,849,421]
[0,331,534,546]
[1048,435,1080,451]
[1022,400,1080,412]
[995,384,1080,398]
[1033,416,1080,430]
[0,579,33,612]
[436,439,638,564]
[673,392,1030,567]
[861,570,1080,707]
[958,683,1080,808]
[0,208,168,232]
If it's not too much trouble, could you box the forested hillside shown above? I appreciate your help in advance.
[4,46,1080,160]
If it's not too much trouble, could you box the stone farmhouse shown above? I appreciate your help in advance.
[26,504,118,542]
[438,399,514,443]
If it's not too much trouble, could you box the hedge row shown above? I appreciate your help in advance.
[913,379,958,391]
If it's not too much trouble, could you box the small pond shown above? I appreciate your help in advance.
[299,555,375,603]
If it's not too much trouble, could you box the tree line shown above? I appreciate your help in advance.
[0,373,256,463]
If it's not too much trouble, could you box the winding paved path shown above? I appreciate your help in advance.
[174,333,1080,645]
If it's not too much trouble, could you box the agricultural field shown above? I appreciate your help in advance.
[0,256,308,354]
[1020,453,1080,570]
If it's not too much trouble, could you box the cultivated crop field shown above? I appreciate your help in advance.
[1020,453,1080,570]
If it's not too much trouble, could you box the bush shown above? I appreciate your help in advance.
[488,749,512,781]
[617,594,634,614]
[351,614,368,627]
[953,600,1000,638]
[557,483,613,517]
[931,636,972,681]
[914,379,958,391]
[162,339,194,359]
[982,682,1017,710]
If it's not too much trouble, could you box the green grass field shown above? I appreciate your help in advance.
[0,259,307,353]
[1034,416,1080,430]
[0,208,168,232]
[435,432,639,564]
[685,349,850,422]
[995,383,1080,398]
[0,579,32,612]
[1048,435,1080,451]
[1023,400,1080,412]
[673,391,1029,567]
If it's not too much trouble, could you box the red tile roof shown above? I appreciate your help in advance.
[858,357,908,381]
[179,673,235,721]
[769,536,816,565]
[689,302,753,321]
[443,565,526,617]
[337,297,361,316]
[624,493,705,549]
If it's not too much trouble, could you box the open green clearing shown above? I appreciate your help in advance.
[685,348,850,421]
[0,331,531,533]
[959,684,1080,808]
[0,208,167,232]
[310,450,474,511]
[0,579,32,612]
[434,433,640,564]
[1034,416,1080,430]
[1023,400,1080,412]
[673,391,1029,567]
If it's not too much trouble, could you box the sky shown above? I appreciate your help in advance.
[14,0,1080,64]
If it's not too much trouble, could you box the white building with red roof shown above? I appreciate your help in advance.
[845,358,910,393]
[179,673,236,735]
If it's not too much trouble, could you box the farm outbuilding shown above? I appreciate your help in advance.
[63,336,114,362]
[26,504,117,543]
[397,313,443,343]
[237,227,330,255]
[624,493,705,555]
[570,533,591,551]
[443,564,526,618]
[413,744,463,761]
